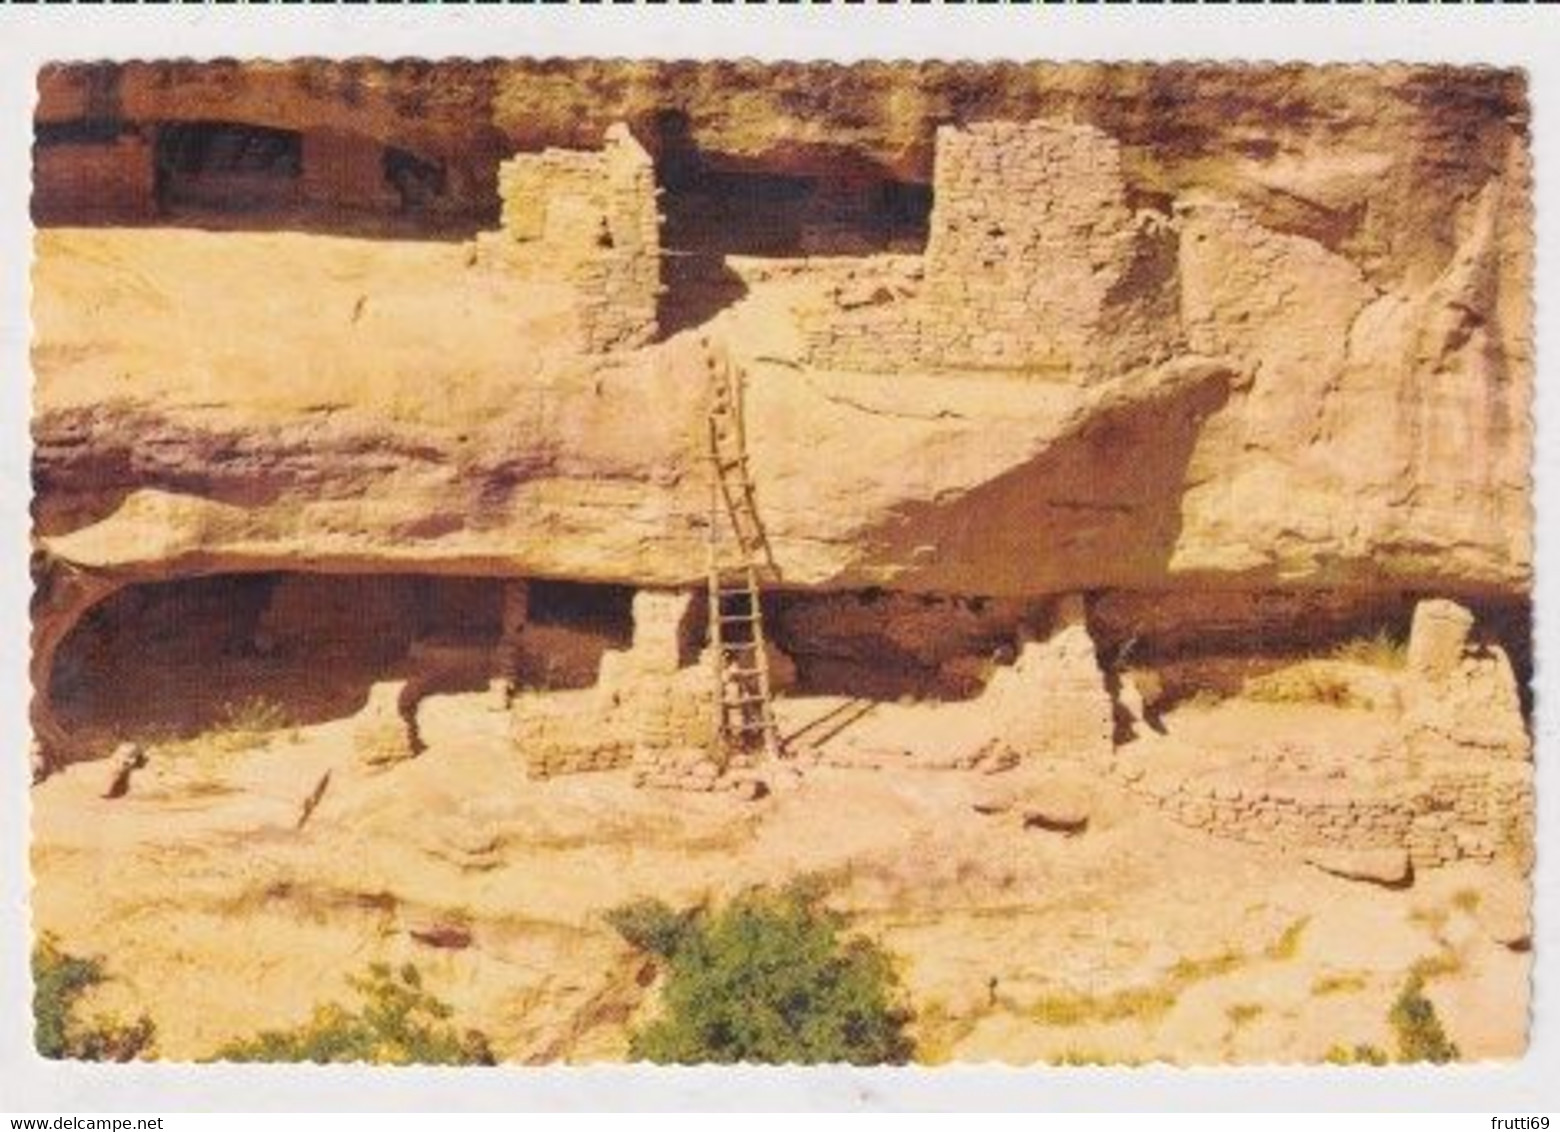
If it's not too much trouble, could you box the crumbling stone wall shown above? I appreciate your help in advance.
[513,589,714,781]
[1403,599,1530,761]
[483,123,661,352]
[1110,597,1533,872]
[982,594,1115,762]
[806,121,1179,381]
[1115,756,1533,873]
[513,690,636,778]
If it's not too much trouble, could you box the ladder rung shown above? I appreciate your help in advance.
[720,640,759,652]
[731,721,776,735]
[719,612,761,623]
[724,666,764,679]
[723,694,769,707]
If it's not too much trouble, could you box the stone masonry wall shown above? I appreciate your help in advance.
[982,593,1115,762]
[1108,597,1533,873]
[514,589,717,782]
[513,690,636,778]
[806,121,1179,382]
[1113,755,1533,874]
[483,122,661,352]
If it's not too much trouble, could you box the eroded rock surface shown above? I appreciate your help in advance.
[25,61,1536,1065]
[32,62,1531,601]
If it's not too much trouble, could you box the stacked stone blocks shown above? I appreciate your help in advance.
[487,122,661,352]
[806,120,1179,381]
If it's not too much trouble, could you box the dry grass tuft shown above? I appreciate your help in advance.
[1408,949,1464,983]
[1048,1048,1146,1067]
[1168,950,1244,983]
[1226,1003,1264,1027]
[1330,631,1408,670]
[1450,889,1482,914]
[911,999,981,1065]
[1027,984,1179,1028]
[1263,916,1310,962]
[1311,972,1370,997]
[1244,664,1364,709]
[1028,945,1250,1030]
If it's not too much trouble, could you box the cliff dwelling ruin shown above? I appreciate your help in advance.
[27,59,1536,1065]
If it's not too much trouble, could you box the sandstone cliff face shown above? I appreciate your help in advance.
[37,61,1525,283]
[25,66,1539,1052]
[31,61,1531,602]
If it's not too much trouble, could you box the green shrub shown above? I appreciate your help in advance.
[605,897,699,960]
[214,962,495,1065]
[32,934,156,1061]
[1321,972,1461,1066]
[1389,975,1460,1064]
[1408,948,1464,982]
[628,882,914,1065]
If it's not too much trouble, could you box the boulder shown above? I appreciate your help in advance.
[1305,847,1412,888]
[101,742,147,800]
[974,772,1092,833]
[408,921,475,951]
[1020,800,1090,835]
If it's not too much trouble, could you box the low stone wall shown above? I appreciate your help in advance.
[1109,597,1533,873]
[632,725,760,793]
[1115,756,1533,873]
[507,588,780,793]
[513,689,635,778]
[481,122,661,352]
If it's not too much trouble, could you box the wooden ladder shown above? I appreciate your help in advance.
[702,337,783,765]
